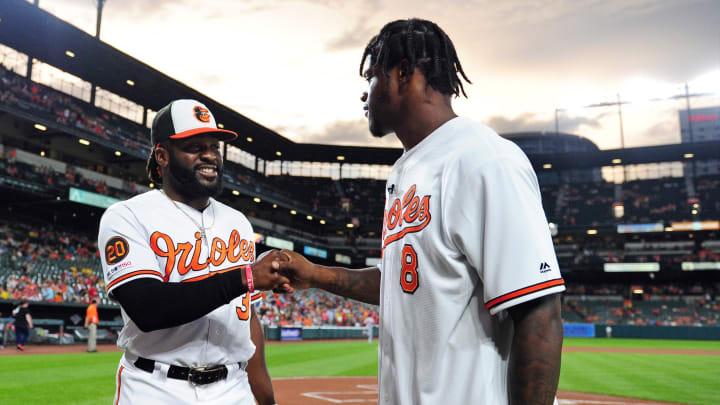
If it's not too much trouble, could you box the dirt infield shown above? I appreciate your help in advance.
[271,377,684,404]
[0,343,706,404]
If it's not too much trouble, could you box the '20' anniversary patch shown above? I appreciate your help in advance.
[105,236,129,265]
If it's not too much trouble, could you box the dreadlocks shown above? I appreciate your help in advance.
[360,18,471,98]
[145,142,167,184]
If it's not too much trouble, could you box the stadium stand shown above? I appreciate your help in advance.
[0,65,151,157]
[258,289,379,328]
[563,282,720,326]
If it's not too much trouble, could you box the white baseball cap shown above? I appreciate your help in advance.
[150,99,237,146]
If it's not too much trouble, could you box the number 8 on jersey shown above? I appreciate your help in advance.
[400,244,418,293]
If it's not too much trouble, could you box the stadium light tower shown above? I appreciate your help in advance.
[554,96,628,149]
[555,78,716,150]
[95,0,106,39]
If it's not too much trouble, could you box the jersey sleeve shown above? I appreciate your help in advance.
[98,203,164,298]
[442,152,565,316]
[249,291,265,304]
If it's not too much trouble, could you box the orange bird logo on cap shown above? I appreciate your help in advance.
[193,106,211,123]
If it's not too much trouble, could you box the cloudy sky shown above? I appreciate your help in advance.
[32,0,720,150]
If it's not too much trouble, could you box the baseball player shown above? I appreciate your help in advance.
[98,99,290,405]
[278,18,565,405]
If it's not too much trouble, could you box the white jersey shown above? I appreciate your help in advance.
[98,189,263,367]
[377,117,565,405]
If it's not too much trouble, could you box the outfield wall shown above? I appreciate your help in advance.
[595,324,720,340]
[267,325,378,341]
[564,322,720,340]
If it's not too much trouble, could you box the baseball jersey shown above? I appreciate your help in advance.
[98,190,263,367]
[377,117,565,405]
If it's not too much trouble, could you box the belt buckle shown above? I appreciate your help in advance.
[187,365,222,386]
[187,366,210,386]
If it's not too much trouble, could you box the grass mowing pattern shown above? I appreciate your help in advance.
[0,352,122,405]
[266,341,378,377]
[564,337,720,350]
[0,339,717,404]
[560,352,720,405]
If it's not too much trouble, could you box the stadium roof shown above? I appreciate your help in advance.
[527,140,720,171]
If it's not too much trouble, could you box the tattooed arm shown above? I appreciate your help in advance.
[507,293,563,405]
[278,250,381,305]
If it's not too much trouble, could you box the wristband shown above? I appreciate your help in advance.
[245,265,254,293]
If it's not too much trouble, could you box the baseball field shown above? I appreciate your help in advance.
[0,338,719,405]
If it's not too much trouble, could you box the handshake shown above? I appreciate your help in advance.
[248,249,315,293]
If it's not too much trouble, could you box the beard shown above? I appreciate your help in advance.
[166,151,223,200]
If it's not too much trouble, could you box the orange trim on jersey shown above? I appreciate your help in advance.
[250,291,264,301]
[106,270,164,291]
[115,365,124,405]
[180,264,245,283]
[485,278,565,311]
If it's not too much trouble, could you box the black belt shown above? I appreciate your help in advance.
[134,356,245,386]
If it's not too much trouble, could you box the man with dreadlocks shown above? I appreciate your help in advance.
[278,18,565,404]
[98,99,291,405]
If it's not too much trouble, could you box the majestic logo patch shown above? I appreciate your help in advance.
[105,236,129,265]
[539,262,552,273]
[108,260,133,276]
[193,106,211,123]
[382,185,431,249]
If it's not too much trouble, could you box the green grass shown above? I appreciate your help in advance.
[0,339,718,405]
[266,341,378,377]
[0,351,122,405]
[560,352,720,405]
[560,338,720,404]
[564,337,720,350]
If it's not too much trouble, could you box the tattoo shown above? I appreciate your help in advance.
[324,267,381,305]
[507,294,563,405]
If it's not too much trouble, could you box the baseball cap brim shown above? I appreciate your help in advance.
[169,127,238,141]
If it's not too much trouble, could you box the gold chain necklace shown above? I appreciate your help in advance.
[161,190,215,244]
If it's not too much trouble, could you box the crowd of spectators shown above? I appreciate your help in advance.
[0,269,102,304]
[541,176,720,228]
[257,174,720,235]
[621,178,689,224]
[0,219,97,265]
[0,218,104,304]
[563,282,720,326]
[1,148,138,200]
[564,282,717,296]
[256,289,379,328]
[555,182,616,226]
[564,298,720,327]
[340,179,386,230]
[0,65,151,156]
[697,177,720,219]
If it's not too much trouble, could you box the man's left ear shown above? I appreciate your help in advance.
[397,61,410,83]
